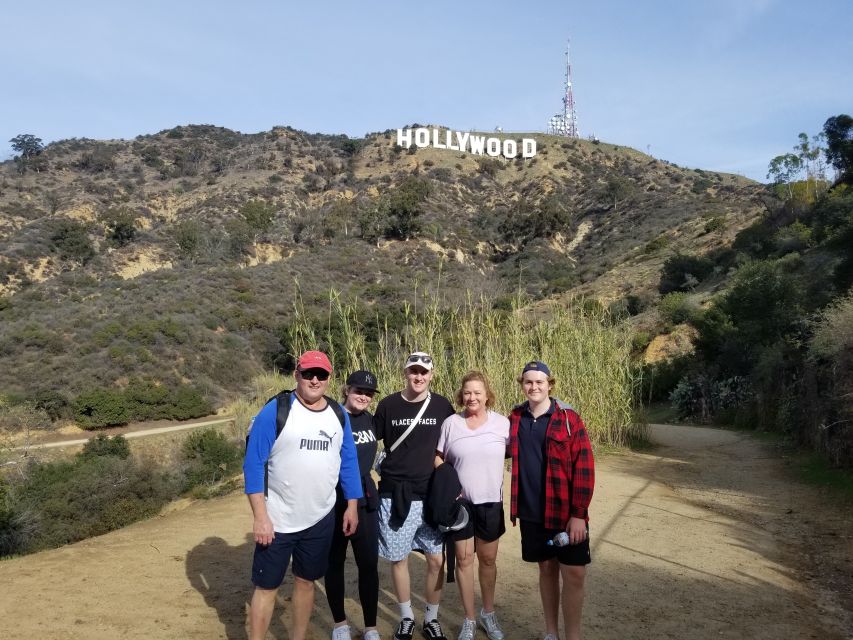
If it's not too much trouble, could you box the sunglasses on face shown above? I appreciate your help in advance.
[406,354,433,366]
[299,368,330,381]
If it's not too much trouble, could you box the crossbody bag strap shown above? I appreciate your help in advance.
[389,393,431,453]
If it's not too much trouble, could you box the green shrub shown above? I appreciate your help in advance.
[240,199,275,233]
[659,253,715,293]
[181,428,242,488]
[49,219,95,264]
[13,455,173,553]
[100,207,137,247]
[30,389,69,421]
[658,292,699,325]
[72,388,131,429]
[79,434,131,460]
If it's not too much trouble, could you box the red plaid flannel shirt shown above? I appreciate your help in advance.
[509,400,595,529]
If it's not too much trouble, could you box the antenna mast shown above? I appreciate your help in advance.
[548,40,579,138]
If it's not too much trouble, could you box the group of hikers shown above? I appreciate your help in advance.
[243,350,596,640]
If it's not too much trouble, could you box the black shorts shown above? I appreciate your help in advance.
[451,502,506,543]
[251,508,335,588]
[519,519,591,566]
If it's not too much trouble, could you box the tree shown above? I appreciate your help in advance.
[767,153,802,200]
[383,177,431,240]
[49,219,95,264]
[823,114,853,183]
[9,134,44,174]
[601,175,635,212]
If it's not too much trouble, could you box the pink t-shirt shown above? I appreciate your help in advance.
[436,410,510,504]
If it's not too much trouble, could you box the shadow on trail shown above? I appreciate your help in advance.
[186,534,261,640]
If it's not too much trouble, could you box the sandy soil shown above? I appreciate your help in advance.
[1,424,850,640]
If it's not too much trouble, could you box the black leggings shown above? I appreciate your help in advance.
[324,504,379,627]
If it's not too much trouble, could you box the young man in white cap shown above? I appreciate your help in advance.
[244,350,362,640]
[373,351,455,640]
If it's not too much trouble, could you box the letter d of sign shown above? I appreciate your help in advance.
[522,139,537,158]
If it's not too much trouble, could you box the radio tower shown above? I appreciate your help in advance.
[548,40,579,138]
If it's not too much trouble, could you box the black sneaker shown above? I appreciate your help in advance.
[422,620,448,640]
[394,618,416,640]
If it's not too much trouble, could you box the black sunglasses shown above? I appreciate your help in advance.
[299,368,330,381]
[406,354,433,366]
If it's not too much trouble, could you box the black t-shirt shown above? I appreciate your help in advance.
[373,390,455,488]
[517,399,555,523]
[349,410,378,478]
[336,409,378,509]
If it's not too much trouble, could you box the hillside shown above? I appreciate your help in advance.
[0,124,765,411]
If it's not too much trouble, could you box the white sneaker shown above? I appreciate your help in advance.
[332,625,353,640]
[478,610,504,640]
[457,618,476,640]
[364,630,381,640]
[543,634,558,640]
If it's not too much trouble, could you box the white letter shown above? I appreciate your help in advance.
[486,138,501,157]
[522,138,537,158]
[455,131,470,151]
[415,128,430,148]
[446,130,459,151]
[432,128,446,150]
[397,128,412,148]
[502,139,517,159]
[469,135,486,155]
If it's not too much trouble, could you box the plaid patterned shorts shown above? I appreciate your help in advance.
[377,497,444,561]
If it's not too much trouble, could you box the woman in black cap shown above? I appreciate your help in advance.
[325,370,382,640]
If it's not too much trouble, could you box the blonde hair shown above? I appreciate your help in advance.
[454,370,497,408]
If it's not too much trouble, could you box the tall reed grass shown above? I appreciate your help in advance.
[229,290,645,449]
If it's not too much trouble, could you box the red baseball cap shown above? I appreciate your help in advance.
[297,350,333,373]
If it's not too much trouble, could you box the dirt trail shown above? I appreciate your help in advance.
[1,424,850,640]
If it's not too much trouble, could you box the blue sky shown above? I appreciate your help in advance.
[2,0,850,181]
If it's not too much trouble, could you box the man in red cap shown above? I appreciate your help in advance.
[244,350,363,640]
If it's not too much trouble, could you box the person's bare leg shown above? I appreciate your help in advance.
[538,559,560,637]
[248,587,278,640]
[424,552,445,605]
[560,565,586,640]
[454,538,476,619]
[290,576,316,640]
[391,556,411,603]
[475,538,500,613]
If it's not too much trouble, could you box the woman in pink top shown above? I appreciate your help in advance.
[435,371,510,640]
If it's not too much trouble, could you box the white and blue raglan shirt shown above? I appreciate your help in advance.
[243,394,363,533]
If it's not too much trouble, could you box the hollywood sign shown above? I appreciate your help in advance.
[397,127,537,159]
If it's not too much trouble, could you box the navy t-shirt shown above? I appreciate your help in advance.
[517,399,556,523]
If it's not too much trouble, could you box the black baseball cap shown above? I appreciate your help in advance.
[346,370,379,391]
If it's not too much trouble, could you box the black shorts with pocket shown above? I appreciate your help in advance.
[519,519,591,566]
[450,501,506,542]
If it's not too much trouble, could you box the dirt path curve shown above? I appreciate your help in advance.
[11,415,234,451]
[1,424,850,639]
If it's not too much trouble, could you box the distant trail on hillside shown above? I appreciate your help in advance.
[13,416,234,452]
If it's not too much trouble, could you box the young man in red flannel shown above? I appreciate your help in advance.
[508,361,595,640]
